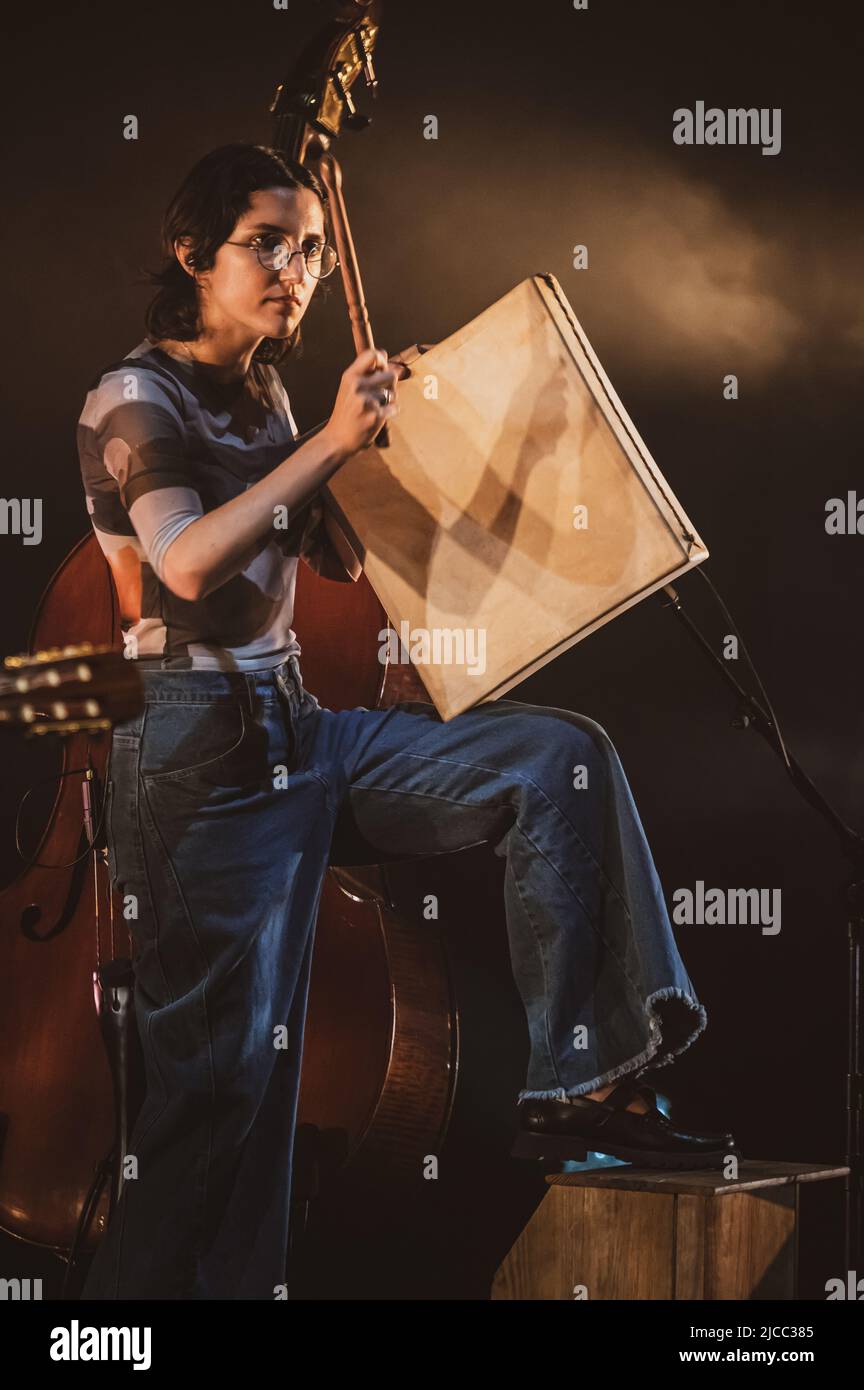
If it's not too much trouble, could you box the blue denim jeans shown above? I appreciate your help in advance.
[81,654,706,1300]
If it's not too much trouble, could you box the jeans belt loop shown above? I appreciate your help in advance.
[274,664,299,716]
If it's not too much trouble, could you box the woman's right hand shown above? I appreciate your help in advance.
[322,347,403,461]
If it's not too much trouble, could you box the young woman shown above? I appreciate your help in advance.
[77,142,737,1301]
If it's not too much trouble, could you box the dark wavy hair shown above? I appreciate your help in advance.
[141,143,331,405]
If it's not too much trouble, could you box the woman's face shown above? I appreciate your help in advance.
[182,184,327,344]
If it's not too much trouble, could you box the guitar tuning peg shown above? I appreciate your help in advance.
[361,55,377,91]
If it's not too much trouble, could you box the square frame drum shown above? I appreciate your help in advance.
[326,273,709,720]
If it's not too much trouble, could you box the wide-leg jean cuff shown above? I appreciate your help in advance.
[516,986,708,1103]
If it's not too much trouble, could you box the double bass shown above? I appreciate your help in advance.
[0,1,541,1300]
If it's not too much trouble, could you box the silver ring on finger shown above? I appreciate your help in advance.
[379,388,392,407]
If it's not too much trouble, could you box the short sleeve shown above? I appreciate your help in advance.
[91,365,194,509]
[82,364,204,582]
[128,488,203,583]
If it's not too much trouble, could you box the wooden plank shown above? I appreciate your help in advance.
[493,1187,675,1300]
[546,1159,848,1198]
[706,1190,795,1300]
[575,1189,674,1299]
[674,1195,705,1300]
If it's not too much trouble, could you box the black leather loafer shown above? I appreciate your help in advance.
[512,1075,740,1169]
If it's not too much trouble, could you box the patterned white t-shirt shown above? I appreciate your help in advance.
[78,338,346,670]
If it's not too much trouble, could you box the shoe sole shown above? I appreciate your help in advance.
[511,1130,741,1170]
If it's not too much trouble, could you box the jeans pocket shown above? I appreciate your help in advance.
[141,701,248,784]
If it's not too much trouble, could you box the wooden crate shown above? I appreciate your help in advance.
[492,1160,848,1300]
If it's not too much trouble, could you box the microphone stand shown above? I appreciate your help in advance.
[658,581,864,1276]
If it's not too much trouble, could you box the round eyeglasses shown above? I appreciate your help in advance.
[225,233,339,279]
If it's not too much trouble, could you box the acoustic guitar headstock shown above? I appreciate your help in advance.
[0,643,143,737]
